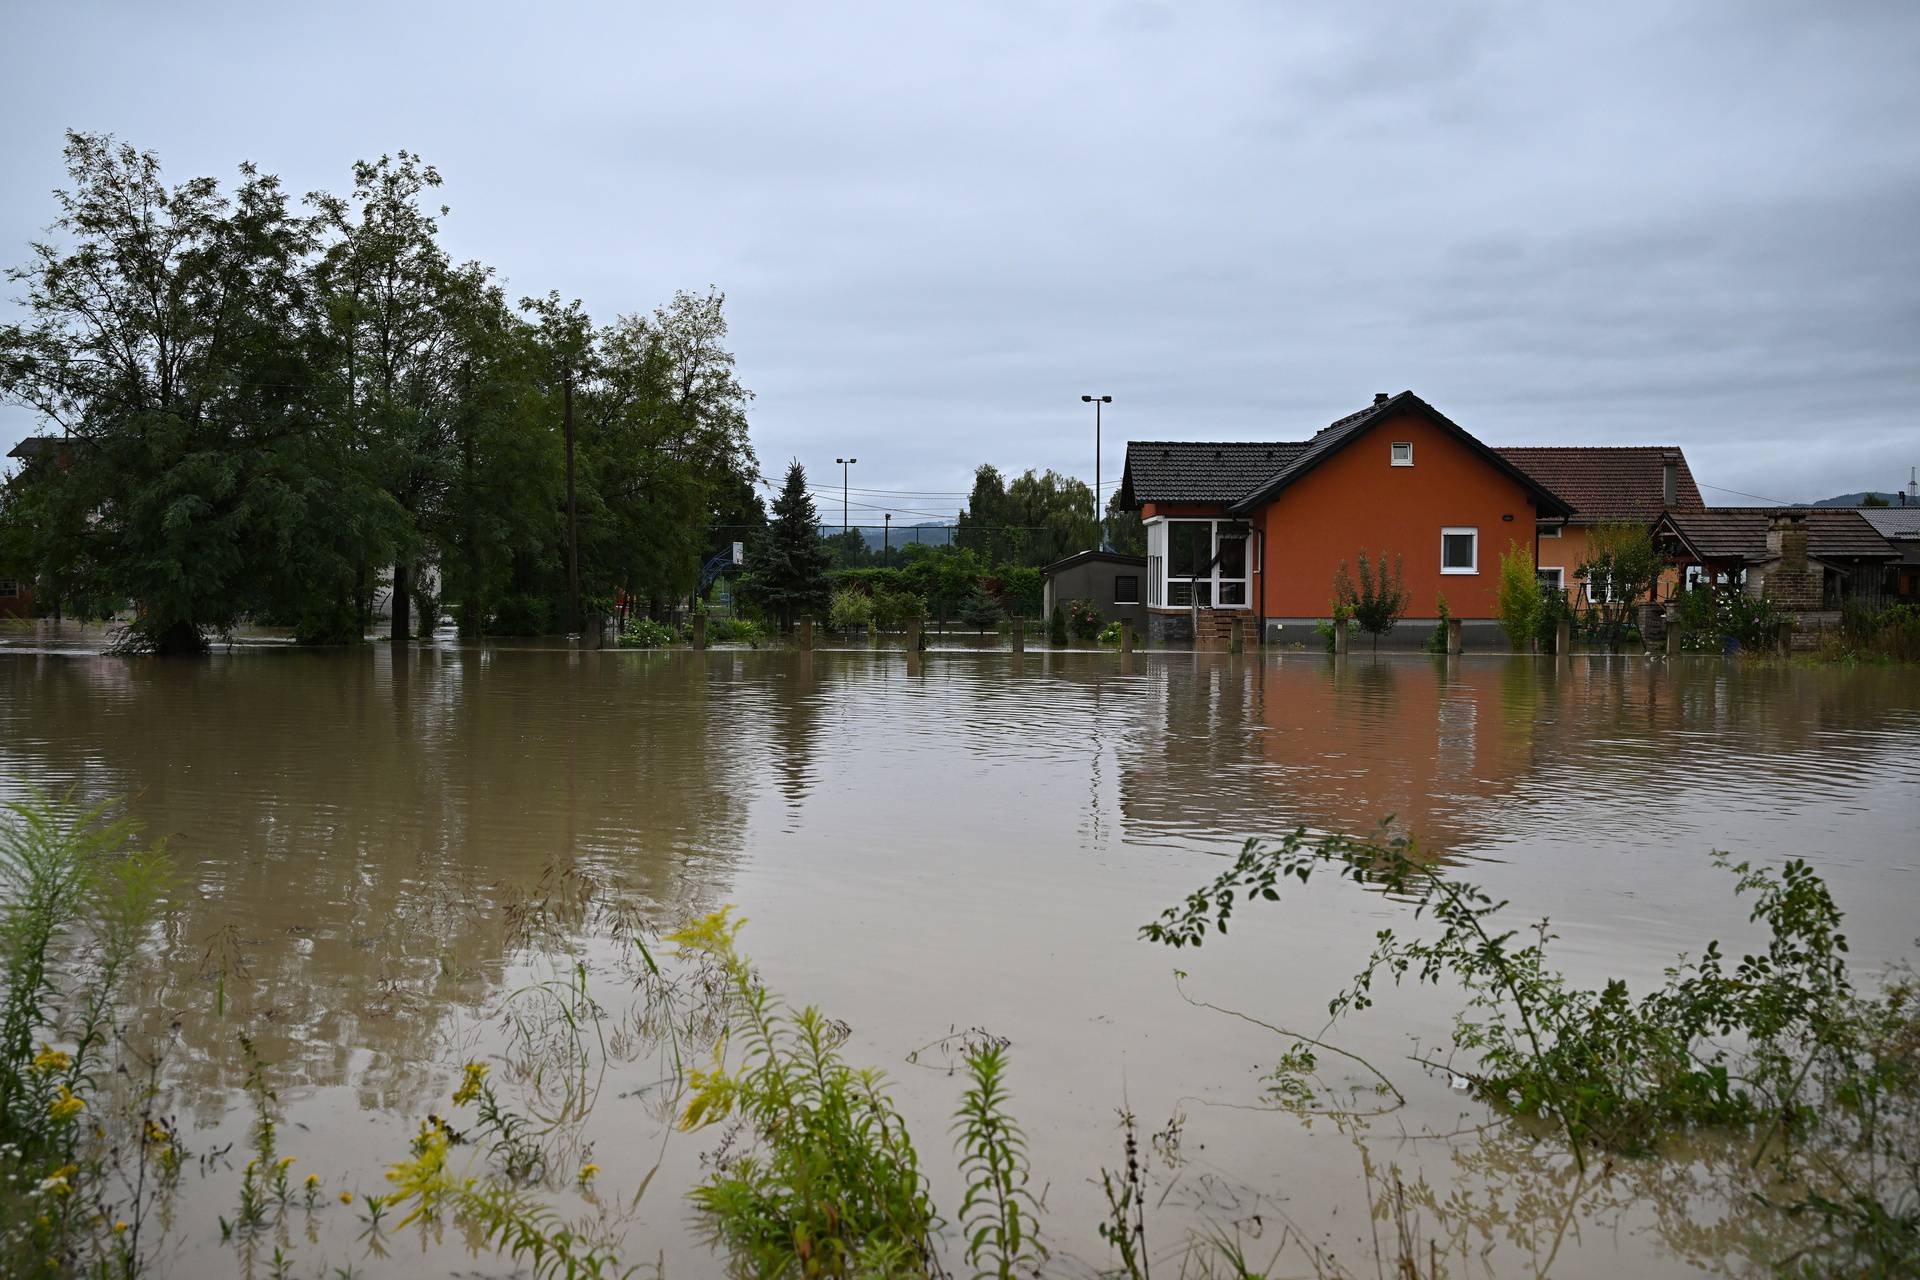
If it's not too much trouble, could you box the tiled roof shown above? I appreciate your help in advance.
[1858,507,1920,540]
[1121,440,1306,505]
[1655,508,1898,563]
[1041,549,1147,574]
[1227,391,1575,518]
[1494,447,1703,522]
[6,436,66,461]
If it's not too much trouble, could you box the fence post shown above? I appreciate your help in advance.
[1332,620,1347,655]
[692,613,708,650]
[1011,616,1025,653]
[1121,619,1134,654]
[1445,617,1463,655]
[799,617,814,651]
[1228,615,1243,654]
[906,616,922,652]
[1555,616,1571,657]
[1666,618,1680,658]
[1775,619,1793,660]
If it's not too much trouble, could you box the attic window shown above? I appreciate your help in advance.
[1391,441,1413,467]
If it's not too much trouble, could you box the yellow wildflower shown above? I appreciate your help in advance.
[48,1085,85,1122]
[339,1191,354,1205]
[577,1162,599,1183]
[305,1173,320,1188]
[113,1221,128,1235]
[32,1045,71,1074]
[275,1156,296,1173]
[385,1122,453,1228]
[451,1061,489,1107]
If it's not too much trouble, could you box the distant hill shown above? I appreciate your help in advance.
[1812,492,1903,507]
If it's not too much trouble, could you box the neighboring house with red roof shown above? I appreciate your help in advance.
[1492,446,1704,603]
[1651,507,1902,611]
[1115,391,1578,645]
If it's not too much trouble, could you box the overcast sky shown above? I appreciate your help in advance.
[4,1,1917,512]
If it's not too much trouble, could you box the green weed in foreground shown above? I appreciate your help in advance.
[0,793,172,1279]
[1142,825,1920,1275]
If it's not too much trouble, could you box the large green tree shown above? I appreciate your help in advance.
[0,133,402,652]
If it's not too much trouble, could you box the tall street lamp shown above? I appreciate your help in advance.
[1081,395,1112,545]
[834,457,858,537]
[883,512,892,567]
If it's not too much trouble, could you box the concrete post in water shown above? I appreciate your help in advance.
[1228,615,1243,654]
[692,613,708,650]
[1332,619,1348,655]
[1120,620,1134,654]
[1776,619,1793,660]
[1011,616,1025,653]
[905,616,922,652]
[1445,617,1463,655]
[1556,616,1571,658]
[799,617,814,650]
[1666,619,1680,658]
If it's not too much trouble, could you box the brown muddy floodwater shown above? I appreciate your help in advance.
[2,622,1918,1278]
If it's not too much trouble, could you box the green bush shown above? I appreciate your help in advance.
[961,589,1004,633]
[1097,620,1122,647]
[871,587,926,631]
[1535,581,1571,652]
[1332,551,1410,650]
[1427,591,1452,655]
[1067,598,1102,642]
[1496,543,1541,651]
[709,615,765,647]
[618,616,682,648]
[829,587,874,632]
[489,594,554,636]
[1048,605,1069,646]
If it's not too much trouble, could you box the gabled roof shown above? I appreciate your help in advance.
[1653,508,1898,563]
[1494,447,1703,523]
[1040,549,1147,575]
[1119,441,1306,506]
[6,436,68,461]
[1858,507,1920,540]
[1226,391,1574,518]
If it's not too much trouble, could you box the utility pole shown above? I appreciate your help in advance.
[883,512,892,567]
[564,366,579,635]
[1081,394,1113,548]
[835,456,857,543]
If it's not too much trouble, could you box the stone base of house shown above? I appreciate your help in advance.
[1147,610,1194,646]
[1262,618,1514,651]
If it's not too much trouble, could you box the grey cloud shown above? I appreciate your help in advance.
[2,0,1917,504]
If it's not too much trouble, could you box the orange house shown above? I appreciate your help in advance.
[1117,391,1580,645]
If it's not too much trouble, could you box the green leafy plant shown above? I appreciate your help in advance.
[1496,542,1541,651]
[1048,604,1068,647]
[1427,591,1452,655]
[1332,551,1410,650]
[829,587,875,632]
[951,1045,1045,1278]
[617,616,681,648]
[670,909,939,1277]
[1067,598,1102,642]
[1575,520,1660,648]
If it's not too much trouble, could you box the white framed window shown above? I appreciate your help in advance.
[1440,527,1478,574]
[1156,518,1252,609]
[1536,567,1564,591]
[1537,522,1562,539]
[1391,441,1414,467]
[1113,574,1139,605]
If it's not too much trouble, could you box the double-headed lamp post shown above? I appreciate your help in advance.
[1081,394,1113,543]
[834,457,858,538]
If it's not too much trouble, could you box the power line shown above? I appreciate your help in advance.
[1700,482,1797,506]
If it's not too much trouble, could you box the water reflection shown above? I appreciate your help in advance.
[1,632,1917,1277]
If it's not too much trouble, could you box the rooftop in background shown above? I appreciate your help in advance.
[1654,507,1900,563]
[1858,507,1920,540]
[6,436,69,461]
[1118,440,1307,506]
[1494,447,1704,523]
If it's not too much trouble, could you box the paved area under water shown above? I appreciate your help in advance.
[2,622,1917,1276]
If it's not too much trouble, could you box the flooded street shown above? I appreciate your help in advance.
[3,624,1918,1277]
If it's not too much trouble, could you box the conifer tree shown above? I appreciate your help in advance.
[743,461,830,631]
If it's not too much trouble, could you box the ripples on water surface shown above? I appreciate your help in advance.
[2,622,1917,1277]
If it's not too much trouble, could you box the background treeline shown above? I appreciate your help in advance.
[0,133,761,653]
[738,459,1142,631]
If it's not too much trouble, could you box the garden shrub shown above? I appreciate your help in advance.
[1048,605,1068,646]
[618,616,681,648]
[489,594,554,637]
[1067,598,1102,642]
[829,587,875,633]
[1496,543,1540,651]
[1332,551,1409,650]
